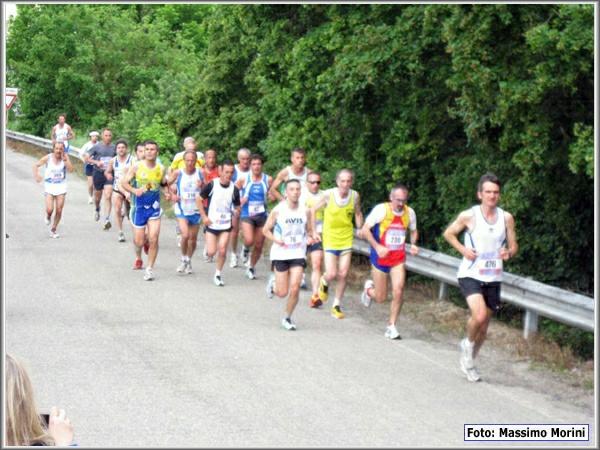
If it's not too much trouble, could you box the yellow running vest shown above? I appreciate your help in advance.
[322,190,355,250]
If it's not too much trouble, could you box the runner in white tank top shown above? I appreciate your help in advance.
[444,173,518,382]
[269,147,313,204]
[263,179,315,331]
[105,139,134,242]
[198,160,241,287]
[33,142,74,238]
[228,148,251,268]
[51,114,74,154]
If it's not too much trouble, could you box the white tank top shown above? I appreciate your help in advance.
[112,154,133,191]
[457,206,507,282]
[269,201,307,261]
[44,156,66,185]
[286,166,309,204]
[54,124,69,144]
[175,168,202,216]
[207,182,235,230]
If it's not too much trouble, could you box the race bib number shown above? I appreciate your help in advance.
[183,191,196,200]
[51,171,64,181]
[478,257,503,275]
[283,225,304,249]
[216,207,231,225]
[101,156,112,166]
[249,201,265,216]
[385,228,405,250]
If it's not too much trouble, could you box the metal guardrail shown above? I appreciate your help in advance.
[6,129,85,162]
[353,232,594,338]
[7,129,594,337]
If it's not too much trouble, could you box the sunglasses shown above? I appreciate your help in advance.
[308,180,321,185]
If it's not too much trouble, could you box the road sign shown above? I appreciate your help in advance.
[6,87,18,111]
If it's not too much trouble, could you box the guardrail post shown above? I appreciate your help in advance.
[523,309,539,339]
[437,282,448,301]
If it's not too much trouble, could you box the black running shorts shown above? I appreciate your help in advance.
[458,277,502,312]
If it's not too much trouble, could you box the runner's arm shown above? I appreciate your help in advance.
[197,181,213,225]
[309,195,328,242]
[443,210,476,260]
[120,164,142,197]
[268,168,287,202]
[262,209,284,246]
[63,152,74,173]
[353,192,364,229]
[32,155,49,182]
[50,125,56,144]
[104,159,114,180]
[66,125,74,141]
[501,212,518,260]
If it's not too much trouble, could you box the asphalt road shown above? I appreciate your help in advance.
[4,147,595,447]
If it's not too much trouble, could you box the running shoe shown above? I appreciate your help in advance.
[44,215,51,226]
[460,338,474,371]
[49,230,60,239]
[94,210,100,221]
[143,240,149,255]
[309,294,322,308]
[185,261,193,274]
[463,366,481,382]
[361,280,374,307]
[318,277,329,303]
[384,324,401,340]
[245,267,256,280]
[88,196,93,205]
[118,231,125,242]
[266,274,275,299]
[103,220,112,230]
[176,260,187,273]
[300,273,307,290]
[281,317,297,331]
[213,274,224,286]
[242,246,250,266]
[132,258,143,270]
[143,267,155,281]
[331,305,345,319]
[229,252,238,268]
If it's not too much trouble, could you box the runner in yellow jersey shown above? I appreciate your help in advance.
[310,169,363,319]
[121,140,168,281]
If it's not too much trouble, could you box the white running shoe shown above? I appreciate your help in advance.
[213,274,224,286]
[384,324,401,340]
[281,317,297,331]
[49,230,59,239]
[185,261,193,274]
[118,231,126,242]
[176,260,187,273]
[300,273,307,290]
[460,338,474,370]
[143,267,155,281]
[361,280,374,307]
[229,252,238,268]
[44,215,51,226]
[266,274,275,299]
[246,267,256,280]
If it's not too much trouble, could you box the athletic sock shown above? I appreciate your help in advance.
[333,298,340,307]
[215,270,221,276]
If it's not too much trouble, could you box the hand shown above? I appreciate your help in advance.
[375,244,389,259]
[240,196,248,206]
[35,174,42,183]
[134,187,145,197]
[106,173,113,181]
[311,233,321,243]
[124,191,131,202]
[409,244,419,256]
[274,238,285,247]
[202,216,212,226]
[62,153,68,162]
[500,247,511,261]
[97,160,104,169]
[48,406,74,446]
[462,247,478,261]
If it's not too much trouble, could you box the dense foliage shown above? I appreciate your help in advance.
[7,4,594,293]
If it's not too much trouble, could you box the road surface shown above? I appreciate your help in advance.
[4,147,595,447]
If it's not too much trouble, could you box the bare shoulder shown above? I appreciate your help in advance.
[503,210,515,226]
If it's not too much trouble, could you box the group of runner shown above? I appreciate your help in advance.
[33,116,519,382]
